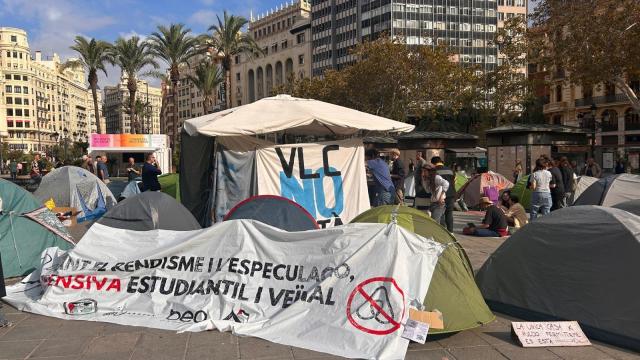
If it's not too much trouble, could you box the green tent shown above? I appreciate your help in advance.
[510,175,532,210]
[351,205,494,334]
[455,172,469,192]
[0,179,75,278]
[158,173,180,202]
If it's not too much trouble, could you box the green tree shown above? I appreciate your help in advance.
[201,11,262,108]
[62,36,112,134]
[110,36,159,134]
[486,16,532,125]
[187,61,225,114]
[530,0,640,111]
[149,24,199,143]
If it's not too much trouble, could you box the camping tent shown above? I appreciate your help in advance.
[509,175,532,210]
[568,176,598,204]
[573,174,640,207]
[351,205,494,334]
[456,171,513,208]
[476,206,640,351]
[454,172,469,192]
[158,173,180,201]
[224,195,320,231]
[181,94,414,227]
[34,166,117,221]
[97,192,201,231]
[612,199,640,216]
[0,179,75,278]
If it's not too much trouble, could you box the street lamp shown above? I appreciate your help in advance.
[589,103,598,159]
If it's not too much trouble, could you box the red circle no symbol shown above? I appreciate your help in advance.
[346,277,405,335]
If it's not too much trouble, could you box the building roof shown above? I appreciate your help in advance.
[397,131,478,140]
[363,136,397,144]
[486,123,588,134]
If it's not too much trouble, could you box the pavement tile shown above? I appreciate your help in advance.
[448,346,509,360]
[0,325,55,341]
[0,339,43,359]
[130,332,189,360]
[436,331,490,348]
[548,345,616,360]
[408,339,444,351]
[238,336,294,359]
[405,349,456,360]
[290,347,343,359]
[99,322,147,335]
[494,344,562,360]
[28,336,92,358]
[82,333,140,356]
[185,331,238,360]
[593,343,640,360]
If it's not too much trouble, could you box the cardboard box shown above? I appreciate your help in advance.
[409,309,444,330]
[52,207,78,226]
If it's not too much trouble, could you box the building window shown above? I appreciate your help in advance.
[475,55,483,63]
[515,0,524,5]
[487,55,496,63]
[460,23,471,31]
[6,97,12,104]
[486,25,496,32]
[14,98,21,105]
[555,85,562,102]
[24,109,29,117]
[461,7,470,15]
[22,86,28,93]
[235,55,239,64]
[10,35,16,42]
[422,21,433,29]
[297,33,305,44]
[236,73,240,81]
[474,24,484,32]
[15,109,22,116]
[435,22,446,30]
[7,109,13,116]
[4,74,9,79]
[582,85,593,99]
[448,7,458,15]
[298,54,304,65]
[13,86,20,93]
[282,40,288,49]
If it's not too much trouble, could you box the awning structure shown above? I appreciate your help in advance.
[446,147,487,157]
[183,94,415,137]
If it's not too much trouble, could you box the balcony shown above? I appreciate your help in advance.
[575,93,629,108]
[543,101,567,113]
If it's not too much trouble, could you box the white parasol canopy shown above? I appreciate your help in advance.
[183,94,415,137]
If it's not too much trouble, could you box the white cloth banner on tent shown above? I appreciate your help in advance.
[4,221,444,360]
[255,139,370,227]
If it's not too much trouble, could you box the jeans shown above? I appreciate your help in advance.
[531,191,552,220]
[374,191,393,207]
[474,228,500,237]
[430,203,445,223]
[440,198,455,232]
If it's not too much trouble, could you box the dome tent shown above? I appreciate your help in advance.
[476,206,640,351]
[351,205,494,334]
[573,173,640,207]
[0,179,74,278]
[97,192,201,231]
[456,171,513,208]
[509,175,532,210]
[34,166,117,221]
[612,199,640,216]
[568,175,598,204]
[224,195,320,231]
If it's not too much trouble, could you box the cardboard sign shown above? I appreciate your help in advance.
[409,308,444,330]
[511,321,591,347]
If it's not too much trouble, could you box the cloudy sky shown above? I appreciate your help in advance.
[0,0,540,87]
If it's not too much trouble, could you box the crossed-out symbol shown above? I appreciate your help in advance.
[346,277,405,335]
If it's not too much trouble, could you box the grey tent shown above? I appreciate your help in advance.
[476,206,640,351]
[573,173,640,207]
[568,176,598,204]
[224,195,320,231]
[612,199,640,216]
[97,192,201,231]
[34,166,116,220]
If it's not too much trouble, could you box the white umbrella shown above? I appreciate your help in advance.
[183,94,415,137]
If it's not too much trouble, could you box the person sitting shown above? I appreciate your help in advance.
[463,196,509,237]
[504,195,528,230]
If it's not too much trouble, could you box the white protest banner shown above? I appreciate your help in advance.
[255,139,370,227]
[4,221,444,360]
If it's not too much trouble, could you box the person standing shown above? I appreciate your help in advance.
[96,156,110,184]
[549,158,566,211]
[530,158,555,220]
[431,156,455,232]
[16,161,22,176]
[365,149,395,206]
[414,151,427,184]
[9,160,17,180]
[142,153,162,192]
[30,154,42,184]
[560,157,575,207]
[126,157,141,182]
[389,149,405,204]
[421,164,449,223]
[583,158,602,178]
[513,160,523,183]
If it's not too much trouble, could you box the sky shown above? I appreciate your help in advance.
[0,0,540,87]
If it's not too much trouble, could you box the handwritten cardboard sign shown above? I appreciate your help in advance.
[511,321,591,347]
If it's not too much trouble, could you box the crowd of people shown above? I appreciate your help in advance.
[79,154,162,192]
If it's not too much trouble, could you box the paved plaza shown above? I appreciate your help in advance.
[1,212,638,360]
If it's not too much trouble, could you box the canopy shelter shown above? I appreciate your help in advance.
[180,95,414,227]
[352,205,494,334]
[224,195,319,231]
[34,166,117,222]
[456,171,513,208]
[0,179,74,278]
[97,192,200,231]
[573,174,640,207]
[476,206,640,351]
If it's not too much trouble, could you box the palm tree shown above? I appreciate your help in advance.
[187,61,225,114]
[110,36,158,134]
[202,11,262,109]
[149,24,198,144]
[62,36,111,134]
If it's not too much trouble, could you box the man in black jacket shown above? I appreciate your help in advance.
[549,158,566,211]
[431,156,455,232]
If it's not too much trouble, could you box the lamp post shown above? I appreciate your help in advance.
[589,103,598,160]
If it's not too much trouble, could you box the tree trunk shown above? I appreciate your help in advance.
[171,65,180,148]
[225,69,231,109]
[613,76,640,112]
[127,77,138,134]
[89,70,101,134]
